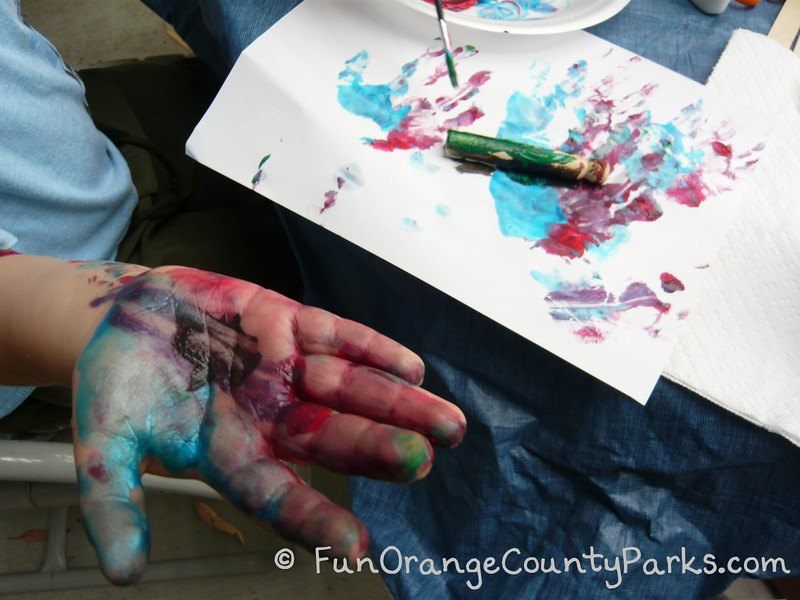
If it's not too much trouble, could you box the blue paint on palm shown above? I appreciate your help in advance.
[75,321,154,579]
[74,289,245,578]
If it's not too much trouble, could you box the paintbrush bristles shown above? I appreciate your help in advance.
[445,51,459,87]
[434,0,459,89]
[444,130,609,185]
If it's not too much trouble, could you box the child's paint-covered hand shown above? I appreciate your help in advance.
[72,266,466,585]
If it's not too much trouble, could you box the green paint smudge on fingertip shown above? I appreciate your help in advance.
[393,432,433,481]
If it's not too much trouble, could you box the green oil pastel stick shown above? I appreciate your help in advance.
[444,130,609,185]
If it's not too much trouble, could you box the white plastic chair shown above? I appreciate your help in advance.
[0,440,278,594]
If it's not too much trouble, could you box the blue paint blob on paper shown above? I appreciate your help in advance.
[402,217,422,231]
[410,151,441,173]
[497,60,586,146]
[490,171,565,240]
[530,270,562,289]
[337,50,414,133]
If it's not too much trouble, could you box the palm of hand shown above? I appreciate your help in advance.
[74,267,465,584]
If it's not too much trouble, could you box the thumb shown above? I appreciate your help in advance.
[74,432,150,585]
[73,321,151,585]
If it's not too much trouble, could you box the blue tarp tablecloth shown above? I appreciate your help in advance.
[144,1,798,597]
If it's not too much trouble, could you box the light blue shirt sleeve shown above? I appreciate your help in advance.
[0,1,139,419]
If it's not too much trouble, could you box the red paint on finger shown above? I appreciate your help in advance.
[278,404,334,436]
[270,486,371,562]
[88,462,110,483]
[298,360,464,447]
[336,341,424,385]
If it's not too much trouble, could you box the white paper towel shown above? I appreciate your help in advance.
[664,29,800,446]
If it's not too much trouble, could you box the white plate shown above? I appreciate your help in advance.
[392,0,632,34]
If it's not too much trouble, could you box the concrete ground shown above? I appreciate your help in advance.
[0,1,781,598]
[20,0,193,69]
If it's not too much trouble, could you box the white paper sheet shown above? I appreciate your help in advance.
[665,30,800,444]
[187,0,769,403]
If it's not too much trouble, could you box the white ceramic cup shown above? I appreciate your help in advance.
[691,0,732,14]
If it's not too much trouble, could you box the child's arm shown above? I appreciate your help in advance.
[0,253,466,585]
[0,253,148,387]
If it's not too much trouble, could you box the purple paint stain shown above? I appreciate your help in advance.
[545,279,670,341]
[319,165,364,214]
[493,55,763,261]
[486,53,765,340]
[321,177,346,214]
[169,306,296,423]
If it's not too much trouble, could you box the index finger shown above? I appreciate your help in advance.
[295,306,425,385]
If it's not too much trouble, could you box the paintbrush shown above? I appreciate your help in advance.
[434,0,459,88]
[444,130,610,184]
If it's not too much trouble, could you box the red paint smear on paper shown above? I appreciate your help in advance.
[712,141,733,157]
[575,326,605,343]
[660,272,685,293]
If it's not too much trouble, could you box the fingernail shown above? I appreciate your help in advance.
[430,417,467,447]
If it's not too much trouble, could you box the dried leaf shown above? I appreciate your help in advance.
[8,529,48,543]
[194,500,245,545]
